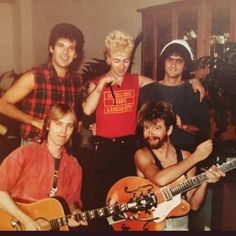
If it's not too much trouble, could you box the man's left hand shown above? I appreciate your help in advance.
[189,79,206,102]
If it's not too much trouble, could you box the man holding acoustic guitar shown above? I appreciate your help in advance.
[0,104,87,230]
[134,101,225,230]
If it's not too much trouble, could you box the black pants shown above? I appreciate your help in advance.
[85,135,137,230]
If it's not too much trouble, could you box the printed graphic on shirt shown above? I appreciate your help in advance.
[103,89,135,114]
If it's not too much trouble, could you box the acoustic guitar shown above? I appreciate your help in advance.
[107,158,236,231]
[0,193,156,231]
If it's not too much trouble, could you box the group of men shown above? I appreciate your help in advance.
[0,23,225,231]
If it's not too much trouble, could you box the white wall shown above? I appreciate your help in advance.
[0,3,14,73]
[0,0,181,74]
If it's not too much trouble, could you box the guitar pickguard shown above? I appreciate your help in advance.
[152,194,181,222]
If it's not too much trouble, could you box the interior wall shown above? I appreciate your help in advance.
[31,0,181,74]
[0,3,14,73]
[0,0,181,74]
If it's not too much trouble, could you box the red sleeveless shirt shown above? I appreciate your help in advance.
[93,74,139,138]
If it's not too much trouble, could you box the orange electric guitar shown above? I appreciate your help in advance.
[0,193,156,231]
[107,158,236,231]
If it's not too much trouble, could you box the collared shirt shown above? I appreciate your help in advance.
[0,142,83,208]
[21,62,83,141]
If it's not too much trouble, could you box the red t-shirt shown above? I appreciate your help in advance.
[93,74,139,138]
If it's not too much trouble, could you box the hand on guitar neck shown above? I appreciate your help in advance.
[107,158,234,231]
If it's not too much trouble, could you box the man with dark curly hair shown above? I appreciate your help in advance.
[0,23,85,145]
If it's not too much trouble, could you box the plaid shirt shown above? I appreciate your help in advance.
[21,63,83,141]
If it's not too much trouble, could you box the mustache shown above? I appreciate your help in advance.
[145,136,161,142]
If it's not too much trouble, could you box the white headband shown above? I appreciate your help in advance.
[160,39,193,60]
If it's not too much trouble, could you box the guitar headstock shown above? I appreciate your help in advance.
[126,192,157,213]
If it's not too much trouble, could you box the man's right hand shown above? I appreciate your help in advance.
[22,217,42,231]
[99,75,115,87]
[194,139,213,162]
[89,123,96,136]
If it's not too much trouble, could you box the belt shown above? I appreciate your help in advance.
[95,135,135,144]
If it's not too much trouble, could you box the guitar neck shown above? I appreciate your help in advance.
[75,203,129,222]
[163,158,236,200]
[49,202,129,228]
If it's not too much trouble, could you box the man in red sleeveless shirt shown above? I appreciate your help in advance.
[82,30,153,229]
[0,23,84,145]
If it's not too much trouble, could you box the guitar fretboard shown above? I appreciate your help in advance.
[162,158,236,200]
[76,203,128,221]
[48,193,155,230]
[48,203,128,229]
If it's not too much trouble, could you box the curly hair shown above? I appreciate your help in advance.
[138,101,176,130]
[48,23,85,71]
[104,30,134,58]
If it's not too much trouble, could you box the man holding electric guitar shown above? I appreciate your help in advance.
[134,101,225,230]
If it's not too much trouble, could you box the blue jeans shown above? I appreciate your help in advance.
[163,215,189,231]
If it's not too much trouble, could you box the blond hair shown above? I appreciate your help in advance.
[104,30,134,58]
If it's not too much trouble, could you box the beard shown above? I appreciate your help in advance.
[145,135,168,149]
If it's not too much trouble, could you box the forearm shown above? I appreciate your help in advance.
[180,123,200,135]
[188,182,208,211]
[82,81,105,115]
[0,101,42,130]
[0,192,31,224]
[153,157,198,186]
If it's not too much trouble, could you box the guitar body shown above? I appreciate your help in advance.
[0,197,69,231]
[107,176,190,231]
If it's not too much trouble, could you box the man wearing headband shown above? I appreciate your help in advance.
[139,39,210,152]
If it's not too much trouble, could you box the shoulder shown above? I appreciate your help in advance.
[183,81,196,92]
[28,64,47,75]
[123,73,139,83]
[134,148,146,157]
[140,81,159,91]
[3,143,41,163]
[20,143,45,155]
[183,81,202,100]
[134,147,152,162]
[4,71,36,94]
[16,70,35,83]
[138,75,154,87]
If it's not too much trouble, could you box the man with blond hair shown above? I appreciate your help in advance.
[82,30,154,229]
